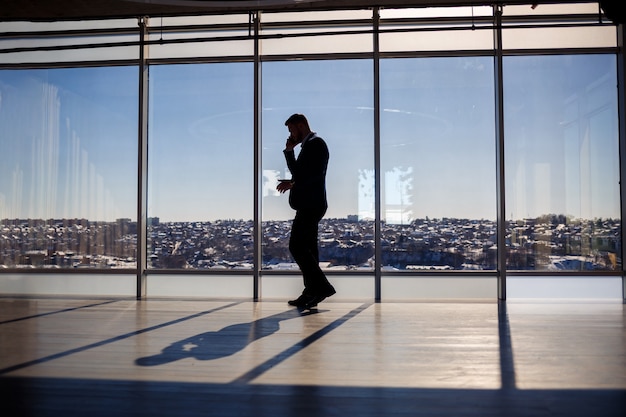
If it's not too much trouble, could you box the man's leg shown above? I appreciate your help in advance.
[289,210,335,299]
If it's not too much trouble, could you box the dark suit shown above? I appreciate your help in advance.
[283,133,335,297]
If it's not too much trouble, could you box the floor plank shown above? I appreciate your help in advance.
[1,297,624,416]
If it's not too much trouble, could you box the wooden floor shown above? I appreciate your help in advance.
[1,297,625,417]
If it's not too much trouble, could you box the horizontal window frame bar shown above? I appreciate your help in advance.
[500,47,618,56]
[1,268,620,277]
[1,47,615,72]
[506,270,623,277]
[0,26,141,39]
[146,55,254,65]
[0,11,610,38]
[0,59,140,70]
[0,20,614,56]
[0,267,137,274]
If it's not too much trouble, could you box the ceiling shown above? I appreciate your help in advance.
[0,0,609,22]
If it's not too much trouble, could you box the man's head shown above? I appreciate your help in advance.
[285,113,309,127]
[285,113,311,143]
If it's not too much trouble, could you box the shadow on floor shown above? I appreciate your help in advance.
[135,308,321,366]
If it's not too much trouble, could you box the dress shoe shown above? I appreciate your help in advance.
[322,288,336,298]
[303,289,336,310]
[288,294,311,307]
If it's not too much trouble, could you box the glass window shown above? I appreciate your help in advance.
[261,59,374,271]
[379,6,494,53]
[261,10,373,55]
[380,28,494,53]
[0,20,139,64]
[380,57,497,271]
[380,6,493,19]
[501,3,616,50]
[502,26,615,50]
[0,67,138,269]
[148,15,253,59]
[502,2,601,17]
[0,19,139,32]
[1,5,622,301]
[147,63,254,269]
[504,54,620,271]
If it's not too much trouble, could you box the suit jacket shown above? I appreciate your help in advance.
[283,134,329,212]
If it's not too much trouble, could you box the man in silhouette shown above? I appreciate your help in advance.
[277,113,336,309]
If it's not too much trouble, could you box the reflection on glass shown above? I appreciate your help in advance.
[380,57,497,270]
[0,67,138,268]
[147,63,254,269]
[261,59,374,271]
[504,55,620,271]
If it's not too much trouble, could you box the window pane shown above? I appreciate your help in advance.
[261,10,373,55]
[380,6,493,19]
[380,29,494,53]
[504,54,621,271]
[380,7,494,52]
[502,26,616,50]
[0,20,139,64]
[147,63,254,270]
[380,57,497,271]
[0,67,138,268]
[262,10,373,23]
[0,19,139,32]
[148,15,253,59]
[261,59,374,272]
[501,3,616,49]
[261,31,372,55]
[502,3,601,16]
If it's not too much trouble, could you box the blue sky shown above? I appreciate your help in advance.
[0,54,620,222]
[0,67,137,221]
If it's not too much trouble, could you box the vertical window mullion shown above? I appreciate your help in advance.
[494,5,507,300]
[137,16,149,299]
[373,7,382,302]
[254,11,262,301]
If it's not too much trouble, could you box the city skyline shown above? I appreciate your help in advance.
[1,215,620,271]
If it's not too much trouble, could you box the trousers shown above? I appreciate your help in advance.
[289,208,334,296]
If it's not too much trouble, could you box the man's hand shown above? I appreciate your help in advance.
[284,137,297,151]
[277,179,293,194]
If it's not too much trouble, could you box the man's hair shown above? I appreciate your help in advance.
[285,113,309,127]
